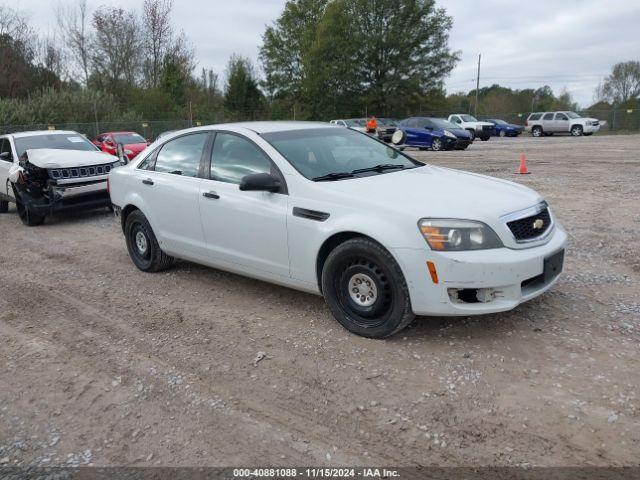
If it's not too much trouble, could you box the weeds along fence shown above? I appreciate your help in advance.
[1,108,638,140]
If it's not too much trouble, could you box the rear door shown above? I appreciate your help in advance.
[554,112,570,133]
[541,112,555,131]
[198,131,290,278]
[131,131,211,256]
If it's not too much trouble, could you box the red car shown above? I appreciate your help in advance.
[93,131,149,159]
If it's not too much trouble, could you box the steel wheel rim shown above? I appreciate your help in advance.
[348,273,378,307]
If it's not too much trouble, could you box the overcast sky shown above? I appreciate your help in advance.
[13,0,640,107]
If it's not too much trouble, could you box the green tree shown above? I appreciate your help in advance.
[260,0,458,119]
[224,55,265,119]
[597,61,640,105]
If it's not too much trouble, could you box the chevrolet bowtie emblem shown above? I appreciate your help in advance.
[533,219,544,230]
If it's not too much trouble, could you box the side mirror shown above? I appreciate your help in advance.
[239,173,281,193]
[0,152,11,161]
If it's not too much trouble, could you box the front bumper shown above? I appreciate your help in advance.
[392,225,567,316]
[16,181,110,214]
[584,124,601,133]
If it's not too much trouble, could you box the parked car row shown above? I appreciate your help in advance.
[0,122,566,339]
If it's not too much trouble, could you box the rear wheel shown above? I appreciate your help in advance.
[571,125,583,136]
[466,129,476,141]
[0,199,8,213]
[321,238,414,338]
[431,137,444,151]
[480,136,490,141]
[532,126,543,137]
[125,210,174,272]
[499,130,506,138]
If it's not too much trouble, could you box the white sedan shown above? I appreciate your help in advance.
[108,122,567,338]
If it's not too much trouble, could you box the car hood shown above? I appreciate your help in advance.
[124,142,148,152]
[25,149,117,168]
[320,165,542,222]
[446,128,472,138]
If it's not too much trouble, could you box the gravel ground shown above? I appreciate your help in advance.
[0,133,638,468]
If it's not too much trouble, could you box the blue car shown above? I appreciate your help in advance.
[486,119,524,137]
[392,117,472,151]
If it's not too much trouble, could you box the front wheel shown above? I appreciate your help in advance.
[571,125,583,136]
[431,137,444,151]
[125,210,174,272]
[466,129,476,141]
[480,136,490,141]
[0,199,8,213]
[321,238,414,338]
[15,197,45,226]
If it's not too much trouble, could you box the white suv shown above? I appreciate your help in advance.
[109,122,566,338]
[525,111,601,137]
[0,130,119,225]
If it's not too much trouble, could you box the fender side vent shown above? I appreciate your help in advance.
[293,207,330,222]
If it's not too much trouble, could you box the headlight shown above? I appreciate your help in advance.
[418,219,503,251]
[444,130,457,139]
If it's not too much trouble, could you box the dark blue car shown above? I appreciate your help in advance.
[486,119,523,137]
[393,117,472,151]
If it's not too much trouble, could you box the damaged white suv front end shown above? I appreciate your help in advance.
[0,131,120,225]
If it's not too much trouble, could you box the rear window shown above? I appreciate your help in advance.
[528,113,542,121]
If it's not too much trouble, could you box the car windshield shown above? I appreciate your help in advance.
[429,118,459,129]
[460,114,478,122]
[565,112,581,119]
[113,133,146,144]
[377,118,397,126]
[262,128,420,181]
[14,133,97,157]
[344,119,364,127]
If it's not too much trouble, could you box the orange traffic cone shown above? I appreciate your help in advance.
[517,153,530,174]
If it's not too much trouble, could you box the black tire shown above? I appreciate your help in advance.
[0,200,8,213]
[466,129,476,141]
[15,197,45,226]
[431,137,444,151]
[532,126,543,137]
[571,124,583,136]
[480,136,490,141]
[124,210,174,272]
[321,238,414,338]
[584,132,593,136]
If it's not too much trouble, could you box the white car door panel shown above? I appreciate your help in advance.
[199,132,290,278]
[0,138,15,197]
[135,132,210,256]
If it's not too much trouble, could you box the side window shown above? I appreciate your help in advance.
[542,113,555,120]
[210,133,273,185]
[423,120,434,129]
[451,116,461,124]
[0,138,12,161]
[529,113,542,121]
[555,113,568,120]
[153,133,208,177]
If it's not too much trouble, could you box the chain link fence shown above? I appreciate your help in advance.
[1,108,638,139]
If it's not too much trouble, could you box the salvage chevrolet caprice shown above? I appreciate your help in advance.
[108,122,567,338]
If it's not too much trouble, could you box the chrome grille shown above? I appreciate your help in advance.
[49,163,114,180]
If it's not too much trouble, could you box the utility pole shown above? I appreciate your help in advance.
[474,54,481,117]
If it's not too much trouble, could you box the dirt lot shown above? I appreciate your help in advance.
[0,134,639,468]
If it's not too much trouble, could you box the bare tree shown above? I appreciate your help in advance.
[56,0,92,86]
[91,6,142,89]
[598,61,640,105]
[142,0,173,87]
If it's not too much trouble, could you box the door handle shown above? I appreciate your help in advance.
[142,178,154,185]
[203,191,220,199]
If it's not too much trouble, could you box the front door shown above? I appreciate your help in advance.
[198,132,290,278]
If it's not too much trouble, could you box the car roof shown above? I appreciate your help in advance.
[99,131,141,135]
[7,130,81,138]
[177,121,341,135]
